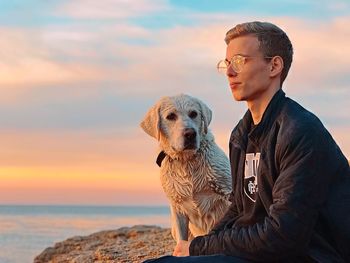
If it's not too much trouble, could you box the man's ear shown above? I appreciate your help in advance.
[140,102,161,141]
[195,98,212,134]
[270,56,284,78]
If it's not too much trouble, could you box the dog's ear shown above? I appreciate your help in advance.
[196,98,212,134]
[140,102,162,141]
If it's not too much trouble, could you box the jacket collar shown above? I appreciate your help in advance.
[230,89,286,148]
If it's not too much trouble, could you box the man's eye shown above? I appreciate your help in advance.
[166,113,177,121]
[189,111,198,119]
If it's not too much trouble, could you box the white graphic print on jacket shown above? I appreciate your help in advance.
[244,153,261,202]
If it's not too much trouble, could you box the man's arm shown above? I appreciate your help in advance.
[208,192,239,234]
[189,125,336,261]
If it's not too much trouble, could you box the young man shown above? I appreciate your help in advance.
[145,21,350,262]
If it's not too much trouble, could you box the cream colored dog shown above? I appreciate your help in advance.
[140,94,232,246]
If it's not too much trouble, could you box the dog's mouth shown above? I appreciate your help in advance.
[183,135,198,151]
[183,141,197,150]
[170,141,198,153]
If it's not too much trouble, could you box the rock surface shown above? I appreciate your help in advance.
[34,225,176,263]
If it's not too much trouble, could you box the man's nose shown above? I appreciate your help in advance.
[226,65,237,77]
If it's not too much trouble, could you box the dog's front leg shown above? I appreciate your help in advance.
[172,212,191,256]
[170,205,189,242]
[175,212,189,241]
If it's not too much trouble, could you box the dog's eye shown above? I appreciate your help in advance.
[189,111,198,119]
[166,113,177,121]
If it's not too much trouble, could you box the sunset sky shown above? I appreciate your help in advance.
[1,0,349,205]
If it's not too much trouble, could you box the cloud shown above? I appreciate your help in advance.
[3,13,349,96]
[0,27,107,105]
[0,129,154,167]
[54,0,169,19]
[1,15,349,134]
[283,17,350,92]
[0,58,105,87]
[326,0,350,11]
[1,4,349,205]
[0,129,165,195]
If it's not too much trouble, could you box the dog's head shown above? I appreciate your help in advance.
[140,94,212,155]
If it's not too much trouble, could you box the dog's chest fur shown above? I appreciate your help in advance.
[160,150,226,217]
[161,155,207,201]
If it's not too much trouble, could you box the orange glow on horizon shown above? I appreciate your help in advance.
[0,128,349,205]
[0,165,162,190]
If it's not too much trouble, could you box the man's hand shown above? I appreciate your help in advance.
[172,240,190,256]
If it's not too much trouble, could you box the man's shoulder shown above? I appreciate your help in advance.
[272,97,333,151]
[278,97,325,134]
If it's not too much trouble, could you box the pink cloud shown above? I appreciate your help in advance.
[0,15,349,206]
[281,17,350,91]
[0,27,107,103]
[3,16,349,97]
[0,129,165,199]
[0,58,106,87]
[54,0,169,19]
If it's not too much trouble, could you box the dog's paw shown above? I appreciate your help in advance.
[172,240,190,257]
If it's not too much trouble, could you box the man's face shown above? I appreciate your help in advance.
[226,35,272,102]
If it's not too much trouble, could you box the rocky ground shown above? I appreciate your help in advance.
[34,225,176,263]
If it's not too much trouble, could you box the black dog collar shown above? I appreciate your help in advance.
[156,151,167,167]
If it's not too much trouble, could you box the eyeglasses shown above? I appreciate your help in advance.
[217,55,274,74]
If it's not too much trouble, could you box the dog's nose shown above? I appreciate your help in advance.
[183,128,196,141]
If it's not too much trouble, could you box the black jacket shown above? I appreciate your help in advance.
[189,90,350,262]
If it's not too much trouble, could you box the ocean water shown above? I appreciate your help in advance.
[0,205,171,263]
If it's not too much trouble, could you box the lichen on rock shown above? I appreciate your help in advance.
[34,225,175,263]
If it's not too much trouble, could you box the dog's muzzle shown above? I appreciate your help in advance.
[183,128,197,150]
